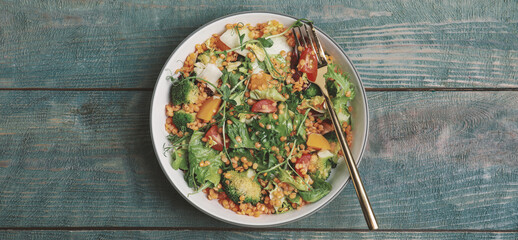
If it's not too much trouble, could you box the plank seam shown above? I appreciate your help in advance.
[0,227,517,233]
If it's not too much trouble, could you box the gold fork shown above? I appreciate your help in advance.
[293,22,378,230]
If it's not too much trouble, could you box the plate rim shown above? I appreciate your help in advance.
[149,10,370,227]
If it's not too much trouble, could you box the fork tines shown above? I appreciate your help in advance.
[292,22,328,68]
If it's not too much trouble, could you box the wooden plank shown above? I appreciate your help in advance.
[0,91,517,229]
[1,0,517,88]
[1,230,518,240]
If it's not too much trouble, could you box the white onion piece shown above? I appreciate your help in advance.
[198,63,223,92]
[219,28,250,57]
[264,36,291,55]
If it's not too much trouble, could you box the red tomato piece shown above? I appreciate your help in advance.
[297,47,318,82]
[295,153,312,176]
[205,125,229,151]
[251,99,277,113]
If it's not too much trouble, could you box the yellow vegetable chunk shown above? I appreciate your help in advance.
[307,133,331,150]
[197,97,222,122]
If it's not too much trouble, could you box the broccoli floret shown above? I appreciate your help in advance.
[172,110,195,132]
[309,150,333,181]
[222,170,262,204]
[303,83,322,99]
[171,80,199,105]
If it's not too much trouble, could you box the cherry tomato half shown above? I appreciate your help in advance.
[295,153,312,176]
[205,125,229,151]
[297,47,318,82]
[251,99,277,113]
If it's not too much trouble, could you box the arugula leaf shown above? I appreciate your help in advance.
[293,109,310,140]
[239,34,245,49]
[220,85,235,106]
[267,153,279,170]
[232,102,251,113]
[257,37,274,48]
[255,114,285,145]
[291,18,311,28]
[292,21,304,28]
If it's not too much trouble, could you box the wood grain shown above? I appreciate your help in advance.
[1,230,517,239]
[0,91,517,229]
[2,1,518,236]
[1,0,517,88]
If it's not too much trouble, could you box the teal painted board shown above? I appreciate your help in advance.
[1,230,518,240]
[1,0,517,88]
[0,91,517,229]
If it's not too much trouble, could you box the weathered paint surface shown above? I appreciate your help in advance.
[0,91,517,230]
[1,0,517,88]
[1,0,518,238]
[1,230,518,240]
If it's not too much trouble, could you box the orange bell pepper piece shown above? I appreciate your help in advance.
[306,133,331,150]
[197,97,222,122]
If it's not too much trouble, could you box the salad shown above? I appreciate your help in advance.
[165,20,355,217]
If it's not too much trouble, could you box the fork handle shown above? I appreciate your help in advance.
[323,94,379,230]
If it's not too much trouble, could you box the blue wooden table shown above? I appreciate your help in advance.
[1,1,517,239]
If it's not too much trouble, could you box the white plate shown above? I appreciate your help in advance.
[150,11,369,227]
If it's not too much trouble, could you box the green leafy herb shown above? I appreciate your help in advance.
[187,131,224,191]
[257,37,274,48]
[163,134,190,156]
[323,63,355,100]
[265,18,312,40]
[323,63,355,124]
[226,116,255,148]
[275,104,293,137]
[171,149,188,170]
[249,88,286,102]
[298,178,332,202]
[276,169,310,191]
[234,23,246,51]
